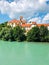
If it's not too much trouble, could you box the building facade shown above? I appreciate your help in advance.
[7,17,49,32]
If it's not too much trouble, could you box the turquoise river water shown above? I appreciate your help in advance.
[0,41,49,65]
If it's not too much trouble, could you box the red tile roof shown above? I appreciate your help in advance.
[8,19,49,28]
[37,24,49,27]
[8,19,20,24]
[21,23,32,27]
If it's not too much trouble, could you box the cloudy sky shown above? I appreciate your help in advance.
[0,0,49,23]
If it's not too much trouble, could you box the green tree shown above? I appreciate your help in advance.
[0,25,26,41]
[0,22,7,31]
[27,26,40,42]
[0,22,7,27]
[13,26,26,41]
[0,27,14,41]
[39,26,48,42]
[47,31,49,42]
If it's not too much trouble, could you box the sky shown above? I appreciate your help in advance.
[0,0,49,23]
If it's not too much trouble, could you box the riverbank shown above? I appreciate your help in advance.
[0,40,49,44]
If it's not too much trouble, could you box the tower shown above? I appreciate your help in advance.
[20,16,23,21]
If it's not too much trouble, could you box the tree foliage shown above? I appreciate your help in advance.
[27,26,40,42]
[0,24,26,41]
[39,26,48,42]
[27,26,49,42]
[0,22,49,42]
[13,26,26,41]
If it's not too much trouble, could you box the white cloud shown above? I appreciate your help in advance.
[28,17,42,23]
[29,13,49,23]
[42,13,49,23]
[0,0,49,23]
[43,13,49,20]
[39,0,46,4]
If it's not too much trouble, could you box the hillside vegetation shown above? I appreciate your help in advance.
[0,22,49,42]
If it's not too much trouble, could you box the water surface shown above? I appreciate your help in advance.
[0,41,49,65]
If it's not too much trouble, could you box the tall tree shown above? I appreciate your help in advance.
[27,26,40,42]
[13,26,26,41]
[40,26,48,42]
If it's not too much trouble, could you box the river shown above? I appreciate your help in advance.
[0,41,49,65]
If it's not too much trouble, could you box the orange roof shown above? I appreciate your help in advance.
[37,24,49,27]
[8,19,49,28]
[21,23,32,27]
[8,19,20,24]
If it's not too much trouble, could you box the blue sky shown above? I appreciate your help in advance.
[0,0,49,23]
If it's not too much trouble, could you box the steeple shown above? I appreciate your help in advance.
[20,16,23,21]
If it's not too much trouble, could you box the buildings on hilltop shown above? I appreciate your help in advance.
[7,16,49,32]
